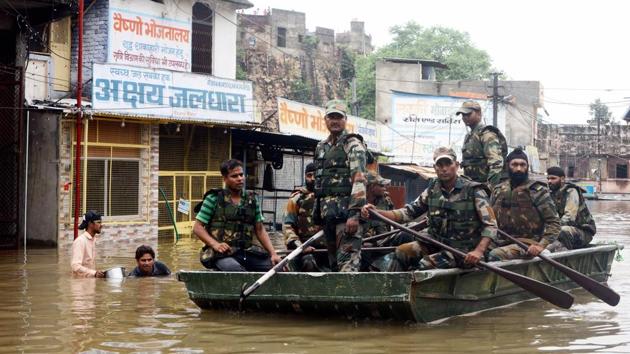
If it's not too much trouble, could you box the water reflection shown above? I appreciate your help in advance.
[0,201,627,353]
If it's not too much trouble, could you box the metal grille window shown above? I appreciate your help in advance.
[68,120,150,222]
[192,2,213,75]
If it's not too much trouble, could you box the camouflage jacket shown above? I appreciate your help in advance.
[365,193,394,237]
[550,183,596,234]
[313,130,367,222]
[282,187,324,249]
[491,179,560,247]
[392,176,498,251]
[461,123,507,188]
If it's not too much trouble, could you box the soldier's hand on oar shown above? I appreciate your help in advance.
[527,244,545,257]
[360,203,375,219]
[464,249,484,265]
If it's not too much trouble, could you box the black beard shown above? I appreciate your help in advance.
[549,183,560,191]
[509,171,528,186]
[306,181,315,192]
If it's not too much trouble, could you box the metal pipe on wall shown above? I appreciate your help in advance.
[73,0,85,239]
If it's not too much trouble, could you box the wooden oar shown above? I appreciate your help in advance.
[239,230,325,310]
[368,210,574,309]
[497,229,620,306]
[278,246,398,255]
[362,218,429,244]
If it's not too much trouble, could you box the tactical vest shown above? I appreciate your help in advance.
[314,134,363,197]
[552,183,596,234]
[203,189,258,249]
[425,177,487,251]
[294,189,320,240]
[493,180,545,239]
[461,124,508,182]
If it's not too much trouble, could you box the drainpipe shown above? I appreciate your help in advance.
[73,0,84,239]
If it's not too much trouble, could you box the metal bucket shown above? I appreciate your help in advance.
[104,266,126,279]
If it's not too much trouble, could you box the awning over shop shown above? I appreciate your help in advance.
[380,163,437,179]
[231,129,319,156]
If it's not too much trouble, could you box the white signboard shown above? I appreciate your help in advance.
[277,97,383,151]
[177,198,190,215]
[108,0,192,71]
[92,63,254,123]
[384,92,506,165]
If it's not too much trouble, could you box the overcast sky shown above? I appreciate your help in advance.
[244,0,630,125]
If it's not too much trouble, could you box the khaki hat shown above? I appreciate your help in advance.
[367,172,391,186]
[433,146,457,163]
[455,100,482,115]
[325,99,348,117]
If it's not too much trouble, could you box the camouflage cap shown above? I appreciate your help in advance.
[367,171,391,186]
[433,146,458,163]
[456,100,482,115]
[325,99,348,117]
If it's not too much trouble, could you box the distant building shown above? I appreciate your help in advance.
[336,21,374,55]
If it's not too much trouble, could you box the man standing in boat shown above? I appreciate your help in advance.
[545,166,596,251]
[313,99,369,272]
[193,159,281,271]
[488,148,561,260]
[457,100,507,189]
[282,163,328,271]
[361,147,498,271]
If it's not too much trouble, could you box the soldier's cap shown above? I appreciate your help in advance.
[456,100,482,115]
[367,172,391,186]
[305,162,317,174]
[78,210,102,230]
[325,99,348,118]
[433,146,458,163]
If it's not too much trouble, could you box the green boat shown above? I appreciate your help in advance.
[176,244,621,323]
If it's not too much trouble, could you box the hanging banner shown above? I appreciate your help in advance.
[384,92,506,165]
[92,63,254,123]
[108,0,192,71]
[277,97,382,151]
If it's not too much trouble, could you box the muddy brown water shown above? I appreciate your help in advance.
[0,201,628,353]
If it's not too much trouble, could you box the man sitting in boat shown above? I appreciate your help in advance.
[282,163,328,271]
[488,148,561,261]
[545,166,596,251]
[193,159,281,271]
[362,147,498,271]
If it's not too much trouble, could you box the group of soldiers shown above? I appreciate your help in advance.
[192,99,597,274]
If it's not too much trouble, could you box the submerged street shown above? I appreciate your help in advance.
[0,201,627,353]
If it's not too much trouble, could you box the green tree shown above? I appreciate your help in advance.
[587,98,613,125]
[354,22,494,119]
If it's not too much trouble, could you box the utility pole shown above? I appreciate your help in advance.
[597,113,602,194]
[351,77,358,116]
[488,72,502,127]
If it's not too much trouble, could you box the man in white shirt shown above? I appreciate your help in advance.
[71,211,105,278]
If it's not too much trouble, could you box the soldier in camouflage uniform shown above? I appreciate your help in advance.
[313,99,368,272]
[361,147,498,271]
[488,148,561,261]
[456,100,508,188]
[546,166,596,251]
[282,163,328,271]
[193,159,281,271]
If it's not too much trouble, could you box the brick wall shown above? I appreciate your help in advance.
[71,0,109,98]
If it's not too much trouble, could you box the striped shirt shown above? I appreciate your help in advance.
[195,189,264,225]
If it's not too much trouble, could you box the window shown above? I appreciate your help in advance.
[277,27,287,47]
[568,166,575,178]
[192,2,213,74]
[298,34,303,43]
[70,120,149,219]
[616,164,628,179]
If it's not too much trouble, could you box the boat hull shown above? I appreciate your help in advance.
[177,244,620,323]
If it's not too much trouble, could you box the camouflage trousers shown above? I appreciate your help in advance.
[487,238,542,261]
[387,233,459,271]
[558,225,594,249]
[323,221,364,272]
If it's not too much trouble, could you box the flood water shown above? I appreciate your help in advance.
[0,200,628,353]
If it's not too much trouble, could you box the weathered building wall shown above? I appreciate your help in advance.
[337,21,373,55]
[537,123,630,187]
[26,111,61,247]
